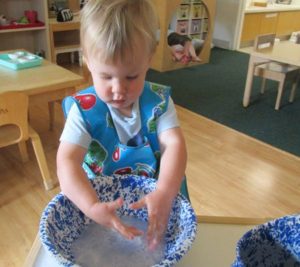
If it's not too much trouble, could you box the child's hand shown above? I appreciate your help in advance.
[89,197,143,240]
[130,190,173,250]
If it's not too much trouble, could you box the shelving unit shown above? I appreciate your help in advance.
[0,0,50,59]
[47,1,82,66]
[151,0,216,72]
[174,0,208,41]
[48,15,81,65]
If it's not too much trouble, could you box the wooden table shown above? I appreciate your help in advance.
[0,51,84,190]
[243,41,300,107]
[0,52,83,104]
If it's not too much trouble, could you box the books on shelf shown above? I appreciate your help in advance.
[192,4,203,19]
[171,1,208,40]
[177,4,190,20]
[190,19,201,34]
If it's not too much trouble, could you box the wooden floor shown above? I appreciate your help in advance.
[1,89,300,267]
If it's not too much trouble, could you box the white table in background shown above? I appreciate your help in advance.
[243,41,300,107]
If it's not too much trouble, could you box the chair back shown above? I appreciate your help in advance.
[0,91,29,147]
[254,33,276,51]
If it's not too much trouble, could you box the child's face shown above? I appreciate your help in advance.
[86,47,151,116]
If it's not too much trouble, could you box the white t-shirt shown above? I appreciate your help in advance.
[60,98,179,149]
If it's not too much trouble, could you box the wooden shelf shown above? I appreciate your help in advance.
[0,26,46,34]
[48,15,81,63]
[55,43,80,50]
[150,0,216,72]
[0,0,50,59]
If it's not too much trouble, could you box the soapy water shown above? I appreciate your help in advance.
[71,216,165,267]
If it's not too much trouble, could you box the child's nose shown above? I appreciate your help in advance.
[112,80,126,94]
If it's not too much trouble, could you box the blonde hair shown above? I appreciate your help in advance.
[80,0,158,62]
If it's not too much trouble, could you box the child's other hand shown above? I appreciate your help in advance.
[130,190,173,250]
[89,197,143,240]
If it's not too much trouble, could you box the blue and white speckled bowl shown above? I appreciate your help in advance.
[232,213,300,267]
[39,175,197,267]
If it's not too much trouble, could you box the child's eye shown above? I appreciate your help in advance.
[100,75,112,80]
[126,75,138,80]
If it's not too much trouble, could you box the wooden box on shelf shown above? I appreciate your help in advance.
[150,0,216,72]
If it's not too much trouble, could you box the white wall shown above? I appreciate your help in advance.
[212,0,246,50]
[292,0,300,4]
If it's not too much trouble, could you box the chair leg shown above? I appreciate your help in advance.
[18,141,29,162]
[48,101,55,131]
[289,73,299,103]
[275,80,285,110]
[29,127,54,190]
[261,78,267,94]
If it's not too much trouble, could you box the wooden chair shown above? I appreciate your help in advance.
[0,91,54,190]
[253,33,299,110]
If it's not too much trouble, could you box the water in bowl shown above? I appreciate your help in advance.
[71,215,165,267]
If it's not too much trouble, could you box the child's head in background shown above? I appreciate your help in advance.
[80,0,159,114]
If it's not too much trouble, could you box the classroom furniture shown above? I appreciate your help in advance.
[243,40,300,108]
[0,0,50,59]
[252,34,299,110]
[150,0,216,72]
[0,91,53,190]
[240,7,300,48]
[0,49,84,101]
[48,15,82,66]
[0,48,84,151]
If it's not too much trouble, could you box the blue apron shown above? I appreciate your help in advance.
[62,81,190,200]
[63,81,169,178]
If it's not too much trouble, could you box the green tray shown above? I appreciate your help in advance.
[0,51,43,70]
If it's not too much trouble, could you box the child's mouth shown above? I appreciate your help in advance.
[111,100,126,105]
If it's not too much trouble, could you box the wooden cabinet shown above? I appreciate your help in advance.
[241,10,300,47]
[0,0,50,59]
[276,11,300,37]
[294,11,300,33]
[151,0,216,72]
[260,12,278,34]
[241,12,278,44]
[240,13,262,43]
